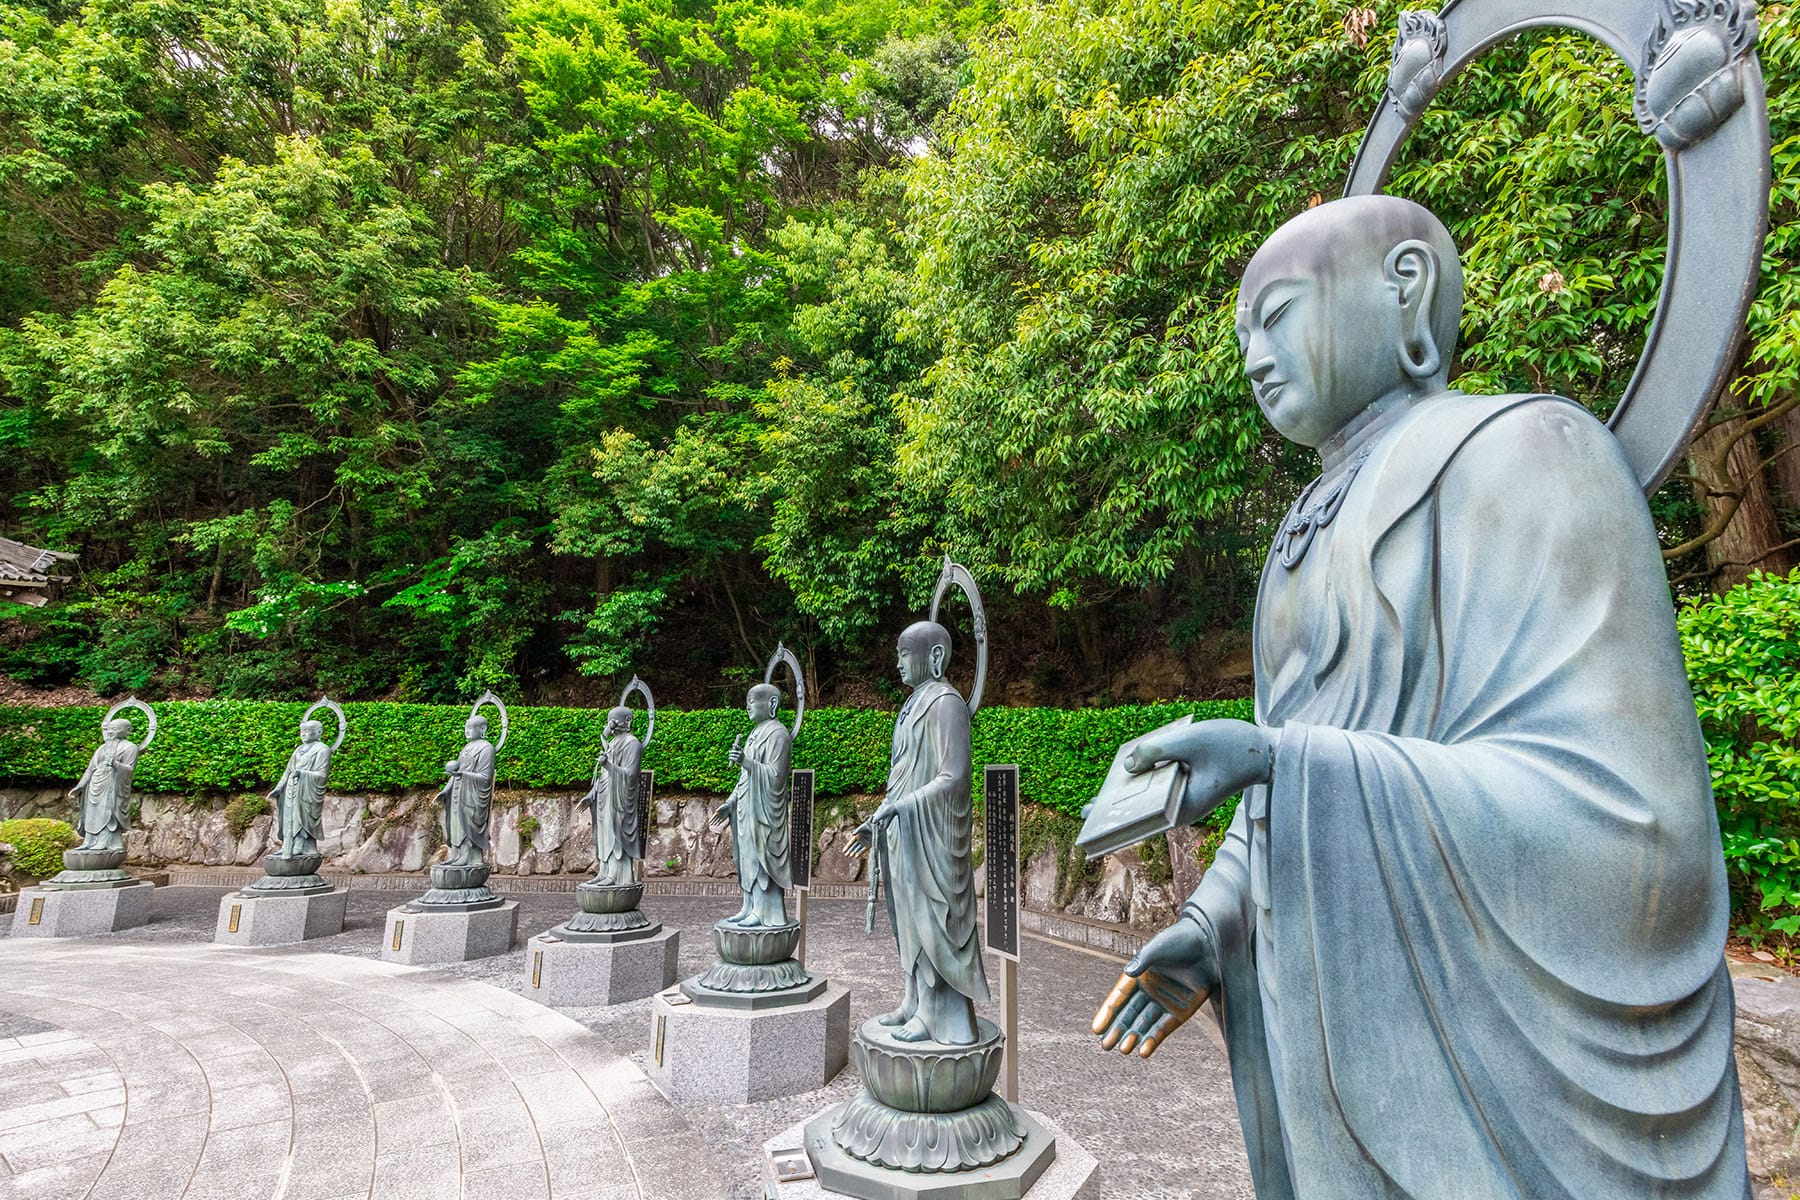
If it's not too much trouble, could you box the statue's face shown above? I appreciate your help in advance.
[102,721,126,742]
[466,717,487,741]
[607,711,632,736]
[746,687,778,722]
[1236,196,1459,448]
[300,721,322,743]
[895,624,949,687]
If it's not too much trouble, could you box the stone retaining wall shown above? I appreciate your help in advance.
[0,784,1188,933]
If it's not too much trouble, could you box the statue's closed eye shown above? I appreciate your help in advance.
[1263,296,1294,329]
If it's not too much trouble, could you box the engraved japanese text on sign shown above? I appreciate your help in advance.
[984,764,1020,960]
[790,769,815,890]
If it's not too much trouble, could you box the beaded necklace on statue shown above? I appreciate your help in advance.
[1273,444,1372,569]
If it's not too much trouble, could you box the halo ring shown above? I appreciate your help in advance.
[929,556,989,716]
[762,643,806,740]
[1345,0,1769,493]
[301,695,348,752]
[102,696,157,751]
[618,675,657,750]
[469,690,509,753]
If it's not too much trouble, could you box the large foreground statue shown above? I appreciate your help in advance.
[586,692,646,886]
[53,698,156,886]
[1087,199,1751,1200]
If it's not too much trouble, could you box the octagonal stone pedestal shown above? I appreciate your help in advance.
[523,926,680,1007]
[381,900,518,965]
[10,881,152,938]
[649,981,850,1103]
[214,887,348,946]
[764,1108,1096,1200]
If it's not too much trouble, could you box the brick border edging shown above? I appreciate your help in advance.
[157,866,1153,957]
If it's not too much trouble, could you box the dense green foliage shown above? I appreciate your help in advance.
[0,698,1253,811]
[3,0,1793,703]
[1680,570,1800,936]
[0,817,77,878]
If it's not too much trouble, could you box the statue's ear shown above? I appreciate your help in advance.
[929,643,947,679]
[1384,238,1443,380]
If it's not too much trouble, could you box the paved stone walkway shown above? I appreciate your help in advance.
[0,940,722,1200]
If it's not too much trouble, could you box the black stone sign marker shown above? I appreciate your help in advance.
[790,769,816,890]
[984,764,1020,960]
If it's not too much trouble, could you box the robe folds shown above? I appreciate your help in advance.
[272,740,331,851]
[1191,393,1747,1200]
[445,737,495,853]
[880,678,989,1006]
[589,732,643,883]
[77,739,137,850]
[729,718,793,892]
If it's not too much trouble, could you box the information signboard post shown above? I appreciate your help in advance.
[984,764,1021,1102]
[791,768,816,964]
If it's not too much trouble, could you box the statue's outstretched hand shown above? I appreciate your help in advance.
[1092,916,1218,1059]
[707,802,731,832]
[1125,718,1274,828]
[67,784,80,799]
[845,821,877,858]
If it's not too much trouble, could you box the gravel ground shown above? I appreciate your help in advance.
[77,883,1256,1199]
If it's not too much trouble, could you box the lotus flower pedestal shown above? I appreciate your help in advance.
[523,881,680,1007]
[767,1019,1098,1200]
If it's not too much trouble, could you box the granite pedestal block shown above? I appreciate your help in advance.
[381,900,518,965]
[10,880,153,938]
[523,927,679,1006]
[765,1109,1096,1200]
[649,981,850,1103]
[213,887,348,946]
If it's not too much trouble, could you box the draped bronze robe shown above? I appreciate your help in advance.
[1191,393,1746,1199]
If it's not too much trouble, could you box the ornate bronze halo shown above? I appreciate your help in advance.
[1345,0,1770,493]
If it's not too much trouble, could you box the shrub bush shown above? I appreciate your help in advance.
[223,793,271,837]
[1679,569,1800,936]
[0,818,79,879]
[0,699,1254,816]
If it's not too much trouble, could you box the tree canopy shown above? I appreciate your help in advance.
[1,0,1794,706]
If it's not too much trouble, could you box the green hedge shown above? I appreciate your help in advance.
[1679,569,1800,936]
[0,699,1254,817]
[0,817,77,878]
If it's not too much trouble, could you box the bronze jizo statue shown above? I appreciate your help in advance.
[1084,5,1765,1181]
[245,696,346,895]
[52,698,155,887]
[849,615,987,1047]
[440,712,496,867]
[587,704,643,886]
[710,681,794,927]
[69,718,140,854]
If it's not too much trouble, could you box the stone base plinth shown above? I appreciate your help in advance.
[214,887,348,946]
[650,981,850,1103]
[10,881,152,938]
[523,927,679,1006]
[768,1108,1095,1200]
[381,901,518,965]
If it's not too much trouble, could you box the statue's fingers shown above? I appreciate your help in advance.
[1092,973,1139,1034]
[1102,990,1150,1052]
[1124,741,1163,774]
[1137,1009,1186,1059]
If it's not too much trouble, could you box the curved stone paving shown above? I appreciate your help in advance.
[0,940,723,1200]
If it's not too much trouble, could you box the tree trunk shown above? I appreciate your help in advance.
[1687,411,1793,591]
[1766,398,1800,518]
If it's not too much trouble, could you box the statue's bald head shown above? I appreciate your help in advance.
[105,718,132,739]
[1237,195,1463,447]
[300,720,324,742]
[896,621,951,688]
[606,706,634,733]
[747,682,781,722]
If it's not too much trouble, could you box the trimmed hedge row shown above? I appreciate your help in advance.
[0,699,1254,817]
